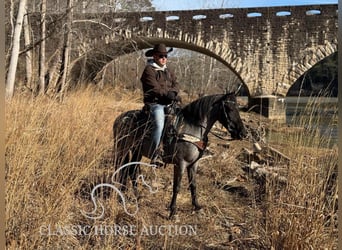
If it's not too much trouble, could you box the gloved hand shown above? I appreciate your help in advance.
[166,91,177,100]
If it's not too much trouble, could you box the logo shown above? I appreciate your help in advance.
[81,161,158,219]
[39,161,198,237]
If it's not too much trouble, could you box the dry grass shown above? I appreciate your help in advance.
[6,87,337,249]
[265,97,338,249]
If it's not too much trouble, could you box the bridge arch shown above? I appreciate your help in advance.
[286,50,337,96]
[70,36,251,95]
[282,41,338,96]
[64,4,337,97]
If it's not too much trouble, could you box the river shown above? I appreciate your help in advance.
[284,97,338,148]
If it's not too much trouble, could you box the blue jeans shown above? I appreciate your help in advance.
[150,104,165,153]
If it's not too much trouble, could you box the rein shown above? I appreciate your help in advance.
[176,99,235,151]
[208,127,235,141]
[200,99,236,141]
[209,99,237,141]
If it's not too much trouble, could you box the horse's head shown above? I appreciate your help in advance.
[217,93,247,140]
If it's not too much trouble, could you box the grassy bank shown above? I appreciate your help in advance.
[5,88,337,249]
[265,96,338,249]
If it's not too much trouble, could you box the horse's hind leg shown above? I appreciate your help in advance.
[116,154,130,191]
[187,162,202,211]
[129,151,142,196]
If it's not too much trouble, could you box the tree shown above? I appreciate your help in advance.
[57,0,73,95]
[23,6,33,89]
[80,0,154,13]
[6,0,27,100]
[6,0,157,98]
[117,0,155,11]
[38,0,46,95]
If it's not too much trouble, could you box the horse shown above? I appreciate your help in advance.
[112,92,247,218]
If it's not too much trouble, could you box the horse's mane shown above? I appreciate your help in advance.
[181,94,224,125]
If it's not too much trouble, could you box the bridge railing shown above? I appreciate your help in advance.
[27,1,337,20]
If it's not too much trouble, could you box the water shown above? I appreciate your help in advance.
[238,96,338,147]
[284,97,338,148]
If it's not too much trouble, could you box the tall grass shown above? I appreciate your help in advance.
[6,88,337,249]
[265,96,338,249]
[5,87,143,248]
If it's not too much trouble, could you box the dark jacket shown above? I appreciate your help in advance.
[141,63,179,105]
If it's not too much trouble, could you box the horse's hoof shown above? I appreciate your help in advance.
[194,204,202,211]
[169,208,176,220]
[169,214,180,222]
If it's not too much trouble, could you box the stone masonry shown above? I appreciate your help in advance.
[27,4,338,97]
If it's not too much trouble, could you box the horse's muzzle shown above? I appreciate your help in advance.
[234,127,247,140]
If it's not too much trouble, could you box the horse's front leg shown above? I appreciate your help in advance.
[187,162,202,211]
[169,163,185,219]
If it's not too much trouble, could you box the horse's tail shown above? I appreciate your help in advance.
[113,112,129,184]
[112,110,142,186]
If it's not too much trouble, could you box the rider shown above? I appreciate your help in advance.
[141,43,181,167]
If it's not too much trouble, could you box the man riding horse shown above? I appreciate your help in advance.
[141,43,181,167]
[113,44,247,218]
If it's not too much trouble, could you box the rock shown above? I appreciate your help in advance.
[216,178,252,197]
[250,161,260,170]
[253,142,262,153]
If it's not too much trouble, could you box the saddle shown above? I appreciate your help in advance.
[141,102,207,160]
[164,103,182,144]
[142,102,181,147]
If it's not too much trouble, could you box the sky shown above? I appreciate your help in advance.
[151,0,338,11]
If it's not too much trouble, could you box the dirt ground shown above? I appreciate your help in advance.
[82,112,297,249]
[6,90,336,249]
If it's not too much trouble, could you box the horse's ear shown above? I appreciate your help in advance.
[234,83,243,96]
[224,87,234,96]
[222,92,232,102]
[223,84,242,100]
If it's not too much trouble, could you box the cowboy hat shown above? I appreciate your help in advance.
[145,43,173,57]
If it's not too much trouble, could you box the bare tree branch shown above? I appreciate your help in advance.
[6,0,27,100]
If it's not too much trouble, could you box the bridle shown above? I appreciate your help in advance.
[181,99,238,148]
[176,96,244,153]
[207,99,238,141]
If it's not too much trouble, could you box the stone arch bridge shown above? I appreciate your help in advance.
[29,4,338,98]
[66,4,338,98]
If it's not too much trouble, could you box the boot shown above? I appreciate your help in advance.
[150,149,164,168]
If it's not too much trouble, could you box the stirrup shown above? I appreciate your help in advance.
[150,154,164,168]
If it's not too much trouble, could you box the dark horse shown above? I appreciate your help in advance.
[113,92,247,218]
